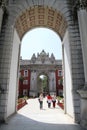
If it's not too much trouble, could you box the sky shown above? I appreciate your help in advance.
[20,28,62,60]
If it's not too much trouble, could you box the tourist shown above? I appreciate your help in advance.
[38,92,43,109]
[52,94,56,108]
[47,93,52,108]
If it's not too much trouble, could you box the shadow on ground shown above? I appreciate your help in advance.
[0,113,86,130]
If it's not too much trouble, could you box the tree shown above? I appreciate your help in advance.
[19,75,25,83]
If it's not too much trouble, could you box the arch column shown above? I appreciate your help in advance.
[0,7,4,32]
[30,71,37,97]
[48,71,56,95]
[0,12,20,121]
[77,0,87,86]
[76,0,87,128]
[0,0,6,32]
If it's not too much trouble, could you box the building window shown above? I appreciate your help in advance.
[23,80,28,85]
[23,89,27,96]
[58,70,62,76]
[58,90,63,96]
[58,80,60,85]
[24,70,28,77]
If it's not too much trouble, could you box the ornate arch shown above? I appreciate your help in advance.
[15,6,67,40]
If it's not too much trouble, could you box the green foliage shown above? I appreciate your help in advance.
[38,75,48,92]
[60,78,63,85]
[19,75,25,82]
[57,96,63,101]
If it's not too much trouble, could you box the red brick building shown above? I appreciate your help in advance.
[19,70,31,97]
[55,69,63,96]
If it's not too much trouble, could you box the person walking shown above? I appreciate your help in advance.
[38,92,43,109]
[47,93,52,108]
[52,94,56,108]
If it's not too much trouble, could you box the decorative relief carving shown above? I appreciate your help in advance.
[74,0,87,9]
[50,53,55,63]
[31,50,56,64]
[0,0,8,8]
[71,0,87,21]
[31,53,36,63]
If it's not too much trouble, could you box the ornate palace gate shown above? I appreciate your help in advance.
[20,50,62,97]
[0,0,87,129]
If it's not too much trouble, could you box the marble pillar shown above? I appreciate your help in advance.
[30,71,37,97]
[77,1,87,86]
[77,0,87,129]
[0,7,4,32]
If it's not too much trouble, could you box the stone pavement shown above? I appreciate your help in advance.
[0,98,86,130]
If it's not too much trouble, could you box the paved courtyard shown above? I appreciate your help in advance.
[0,98,86,130]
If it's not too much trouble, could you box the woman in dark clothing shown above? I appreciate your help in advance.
[52,94,56,108]
[39,93,43,109]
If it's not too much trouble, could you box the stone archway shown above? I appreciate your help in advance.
[28,49,58,97]
[0,0,86,127]
[15,5,67,40]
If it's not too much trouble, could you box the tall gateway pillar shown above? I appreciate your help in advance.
[76,0,87,128]
[0,2,4,32]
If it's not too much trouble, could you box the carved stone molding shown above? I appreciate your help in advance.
[0,0,8,9]
[77,84,87,99]
[71,0,87,21]
[77,89,87,99]
[74,0,87,10]
[77,88,87,129]
[31,50,56,64]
